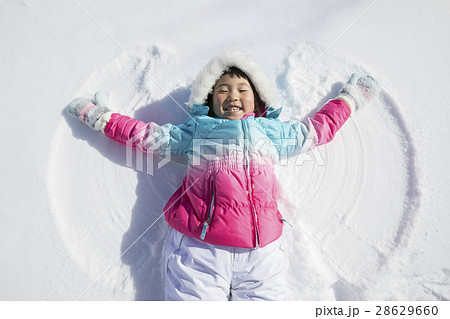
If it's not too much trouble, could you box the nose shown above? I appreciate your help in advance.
[228,92,239,101]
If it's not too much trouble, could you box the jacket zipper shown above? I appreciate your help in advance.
[242,120,260,248]
[200,180,215,240]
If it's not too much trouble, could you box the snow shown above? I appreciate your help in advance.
[1,0,449,301]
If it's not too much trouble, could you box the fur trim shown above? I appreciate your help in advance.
[98,111,113,133]
[187,49,277,109]
[335,94,356,116]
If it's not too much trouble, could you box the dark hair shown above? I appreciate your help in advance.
[205,66,264,117]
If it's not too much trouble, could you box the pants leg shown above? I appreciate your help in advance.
[230,238,287,301]
[164,229,286,301]
[164,229,232,300]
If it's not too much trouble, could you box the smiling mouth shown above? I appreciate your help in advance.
[224,106,242,112]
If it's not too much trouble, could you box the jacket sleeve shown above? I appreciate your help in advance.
[267,99,351,157]
[309,99,351,146]
[102,113,197,155]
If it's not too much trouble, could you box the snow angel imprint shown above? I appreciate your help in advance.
[65,49,380,300]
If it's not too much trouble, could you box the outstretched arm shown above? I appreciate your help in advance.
[309,99,351,146]
[65,91,196,155]
[310,73,380,145]
[269,73,380,156]
[103,112,196,155]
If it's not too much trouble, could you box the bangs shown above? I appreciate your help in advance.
[222,66,251,80]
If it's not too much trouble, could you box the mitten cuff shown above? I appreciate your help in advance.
[85,106,110,130]
[335,93,357,115]
[96,111,114,133]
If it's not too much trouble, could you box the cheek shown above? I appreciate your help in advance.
[213,94,224,108]
[244,95,255,110]
[212,95,224,116]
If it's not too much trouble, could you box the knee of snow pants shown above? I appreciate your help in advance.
[164,228,286,301]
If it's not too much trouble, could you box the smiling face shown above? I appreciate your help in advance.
[211,74,255,120]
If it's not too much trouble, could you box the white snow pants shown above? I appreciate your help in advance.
[164,228,286,301]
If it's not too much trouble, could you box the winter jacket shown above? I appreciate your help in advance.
[101,50,351,248]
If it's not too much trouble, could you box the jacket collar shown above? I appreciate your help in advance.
[189,104,210,116]
[264,106,283,119]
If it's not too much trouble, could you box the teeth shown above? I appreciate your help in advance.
[227,107,241,111]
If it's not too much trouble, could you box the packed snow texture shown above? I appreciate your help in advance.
[1,0,449,300]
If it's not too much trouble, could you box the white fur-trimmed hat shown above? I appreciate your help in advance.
[187,49,277,110]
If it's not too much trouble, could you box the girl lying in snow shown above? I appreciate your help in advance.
[66,49,380,300]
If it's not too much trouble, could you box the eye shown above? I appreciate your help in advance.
[218,89,228,93]
[239,89,248,93]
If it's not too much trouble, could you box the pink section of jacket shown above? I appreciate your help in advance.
[310,99,351,145]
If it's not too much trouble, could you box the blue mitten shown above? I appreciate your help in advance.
[65,91,111,131]
[336,73,380,114]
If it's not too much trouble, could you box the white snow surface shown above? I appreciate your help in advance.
[1,0,449,301]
